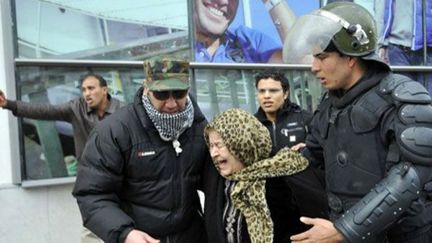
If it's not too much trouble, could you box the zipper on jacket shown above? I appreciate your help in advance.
[171,144,180,211]
[272,122,278,148]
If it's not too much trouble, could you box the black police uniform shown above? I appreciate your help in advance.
[303,69,432,243]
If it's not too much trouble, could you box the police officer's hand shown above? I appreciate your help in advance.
[0,89,7,108]
[125,229,160,243]
[290,217,344,243]
[291,143,306,152]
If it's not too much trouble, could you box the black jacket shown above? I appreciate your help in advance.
[203,164,328,243]
[73,88,209,243]
[304,71,432,241]
[204,101,328,243]
[203,165,250,243]
[255,100,312,154]
[256,101,328,242]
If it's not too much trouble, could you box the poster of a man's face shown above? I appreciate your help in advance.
[194,0,239,38]
[192,0,319,63]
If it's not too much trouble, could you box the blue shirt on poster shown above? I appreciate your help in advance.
[195,25,281,63]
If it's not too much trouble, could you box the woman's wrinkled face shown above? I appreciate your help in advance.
[207,129,245,177]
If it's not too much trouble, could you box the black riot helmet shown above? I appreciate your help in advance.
[321,2,376,56]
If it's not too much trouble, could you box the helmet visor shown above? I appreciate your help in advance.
[282,12,343,64]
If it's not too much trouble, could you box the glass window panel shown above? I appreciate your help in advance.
[14,65,432,182]
[14,0,190,60]
[16,66,144,180]
[15,65,323,181]
[11,0,432,185]
[193,68,323,120]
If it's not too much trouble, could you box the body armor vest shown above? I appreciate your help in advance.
[316,78,393,214]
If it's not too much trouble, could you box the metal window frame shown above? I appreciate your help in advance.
[13,59,432,187]
[6,0,432,187]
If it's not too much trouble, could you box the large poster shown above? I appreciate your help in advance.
[193,0,320,63]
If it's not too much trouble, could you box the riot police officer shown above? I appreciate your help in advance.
[283,2,432,242]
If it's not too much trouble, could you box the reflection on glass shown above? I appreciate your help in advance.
[17,66,144,180]
[14,0,190,60]
[16,66,324,181]
[193,68,322,119]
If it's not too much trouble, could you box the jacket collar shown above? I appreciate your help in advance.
[329,70,389,109]
[85,94,118,115]
[255,100,301,122]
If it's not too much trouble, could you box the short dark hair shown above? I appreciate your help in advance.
[80,73,107,87]
[324,41,344,56]
[254,69,289,93]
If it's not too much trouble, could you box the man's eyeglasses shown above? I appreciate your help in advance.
[151,90,188,101]
[257,88,283,94]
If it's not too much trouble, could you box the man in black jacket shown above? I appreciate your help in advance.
[254,70,328,241]
[73,60,210,243]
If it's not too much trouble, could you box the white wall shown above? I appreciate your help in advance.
[0,184,82,243]
[0,0,19,185]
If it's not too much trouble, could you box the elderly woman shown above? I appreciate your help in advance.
[203,108,309,243]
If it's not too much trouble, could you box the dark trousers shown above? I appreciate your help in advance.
[388,44,432,94]
[266,166,328,242]
[387,224,432,243]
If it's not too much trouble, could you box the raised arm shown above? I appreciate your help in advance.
[0,89,73,121]
[262,0,296,43]
[261,0,296,63]
[0,89,7,107]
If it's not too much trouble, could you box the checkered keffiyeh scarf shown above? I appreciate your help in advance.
[142,95,194,142]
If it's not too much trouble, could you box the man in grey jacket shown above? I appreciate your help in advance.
[0,73,124,161]
[0,73,124,243]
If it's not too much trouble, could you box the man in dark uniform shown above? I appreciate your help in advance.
[254,70,328,241]
[282,2,432,242]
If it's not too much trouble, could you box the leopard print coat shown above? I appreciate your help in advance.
[204,108,308,243]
